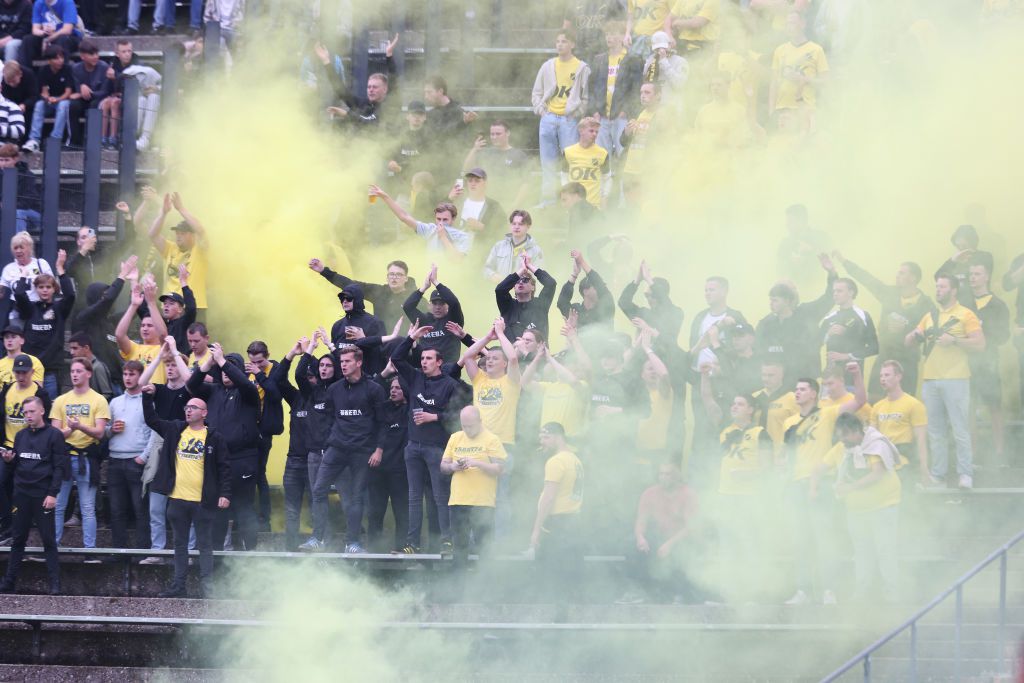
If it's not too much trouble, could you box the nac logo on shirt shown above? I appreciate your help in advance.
[177,436,206,461]
[65,404,92,418]
[7,401,25,426]
[477,386,504,407]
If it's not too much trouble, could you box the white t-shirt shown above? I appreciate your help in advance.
[2,258,54,320]
[414,222,473,255]
[461,198,485,223]
[694,311,727,369]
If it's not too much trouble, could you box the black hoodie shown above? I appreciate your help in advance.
[330,283,386,374]
[374,375,410,471]
[274,353,339,457]
[390,335,461,447]
[14,273,75,372]
[326,369,387,452]
[271,357,308,457]
[71,278,125,377]
[0,0,31,41]
[8,423,66,498]
[402,283,465,363]
[496,269,558,341]
[186,354,260,457]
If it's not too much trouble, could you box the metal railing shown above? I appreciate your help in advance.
[821,528,1024,683]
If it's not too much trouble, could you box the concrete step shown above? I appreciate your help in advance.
[0,664,222,681]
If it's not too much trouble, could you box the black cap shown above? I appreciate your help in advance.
[733,322,755,336]
[464,167,487,180]
[12,354,32,373]
[159,292,185,306]
[1,323,24,337]
[407,100,426,113]
[428,290,445,303]
[171,221,195,233]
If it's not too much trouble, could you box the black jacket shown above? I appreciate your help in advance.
[971,292,1010,368]
[66,245,112,294]
[14,273,75,371]
[390,336,461,447]
[143,394,232,508]
[496,269,557,341]
[820,306,879,362]
[8,423,66,498]
[250,359,284,438]
[0,0,31,40]
[1,66,37,113]
[186,358,261,456]
[557,269,615,329]
[843,258,935,360]
[402,283,465,363]
[319,267,416,328]
[755,273,838,382]
[0,381,50,447]
[71,278,125,376]
[618,279,684,342]
[588,51,644,119]
[330,284,386,374]
[326,372,387,451]
[377,394,409,471]
[294,353,338,452]
[271,357,309,457]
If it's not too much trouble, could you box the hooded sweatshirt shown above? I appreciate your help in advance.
[326,370,387,452]
[330,283,386,374]
[294,352,339,453]
[495,268,558,341]
[14,273,75,371]
[186,354,260,457]
[10,423,66,498]
[0,0,31,41]
[390,335,461,447]
[319,268,416,327]
[618,277,684,341]
[402,283,465,363]
[71,278,125,376]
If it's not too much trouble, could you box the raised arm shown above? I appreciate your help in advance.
[493,317,520,384]
[169,192,207,248]
[838,362,867,415]
[148,193,173,254]
[457,327,494,380]
[115,284,144,356]
[141,278,169,339]
[369,185,418,229]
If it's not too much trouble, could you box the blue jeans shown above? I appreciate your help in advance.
[597,116,628,157]
[921,378,973,477]
[55,456,97,548]
[538,112,579,203]
[405,441,450,546]
[42,372,58,402]
[16,210,40,235]
[149,491,196,550]
[29,100,69,143]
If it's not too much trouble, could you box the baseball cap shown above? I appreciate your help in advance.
[171,222,195,233]
[733,322,755,336]
[1,323,24,337]
[12,354,32,373]
[651,31,671,51]
[464,167,487,180]
[159,292,185,306]
[407,100,426,113]
[429,290,446,303]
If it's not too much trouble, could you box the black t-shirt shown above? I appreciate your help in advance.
[153,383,189,421]
[37,64,73,98]
[2,67,38,106]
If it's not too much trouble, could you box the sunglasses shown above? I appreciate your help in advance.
[340,296,354,302]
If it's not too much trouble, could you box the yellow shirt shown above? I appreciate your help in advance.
[824,449,902,512]
[629,0,670,36]
[671,0,720,42]
[50,388,110,450]
[442,429,508,507]
[536,381,589,438]
[187,349,212,370]
[548,57,581,116]
[637,385,673,453]
[771,39,829,110]
[562,142,610,207]
[606,51,625,116]
[171,426,207,502]
[770,0,813,31]
[718,50,760,111]
[819,392,871,424]
[718,424,769,496]
[472,372,521,444]
[0,354,44,386]
[752,388,798,451]
[870,393,927,446]
[121,341,167,385]
[161,239,208,309]
[693,99,749,147]
[4,383,38,447]
[545,450,584,515]
[916,304,982,380]
[783,404,841,481]
[623,108,655,175]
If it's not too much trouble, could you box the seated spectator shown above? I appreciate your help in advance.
[0,0,32,64]
[0,230,52,323]
[2,61,39,133]
[121,61,161,151]
[99,39,137,149]
[461,120,530,209]
[68,40,110,147]
[483,210,545,284]
[0,145,40,234]
[370,186,473,259]
[0,95,26,145]
[21,44,72,153]
[19,0,81,68]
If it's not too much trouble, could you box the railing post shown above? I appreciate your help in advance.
[424,0,441,76]
[910,621,918,683]
[40,138,60,265]
[863,654,870,683]
[118,77,140,212]
[82,108,101,231]
[351,27,369,105]
[998,550,1007,674]
[954,585,963,683]
[460,0,477,90]
[0,167,16,247]
[161,48,180,118]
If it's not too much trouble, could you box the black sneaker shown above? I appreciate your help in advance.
[158,585,187,598]
[393,544,419,555]
[198,580,212,599]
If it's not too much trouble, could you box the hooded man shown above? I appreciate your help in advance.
[618,260,684,341]
[330,283,386,375]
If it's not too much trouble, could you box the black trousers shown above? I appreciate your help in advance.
[166,498,214,589]
[256,436,272,522]
[367,466,408,551]
[450,504,495,566]
[19,34,80,69]
[0,459,14,532]
[212,454,258,551]
[537,513,584,603]
[4,492,60,587]
[107,457,150,548]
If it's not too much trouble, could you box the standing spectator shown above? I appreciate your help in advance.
[588,21,643,161]
[559,182,602,246]
[557,249,614,331]
[115,279,170,384]
[625,0,670,58]
[769,12,828,129]
[496,254,558,341]
[0,146,38,233]
[0,354,49,543]
[147,192,209,313]
[186,343,261,550]
[870,360,931,485]
[670,0,720,54]
[384,100,428,197]
[330,283,386,374]
[50,357,109,550]
[71,255,135,381]
[185,322,212,369]
[402,265,465,364]
[461,120,530,209]
[483,211,546,284]
[751,357,798,453]
[68,333,113,400]
[710,322,761,397]
[148,266,196,352]
[641,32,688,114]
[618,259,683,341]
[819,277,879,375]
[562,117,610,208]
[935,225,993,303]
[370,187,474,259]
[21,45,72,153]
[121,62,160,151]
[19,0,81,67]
[905,274,985,489]
[688,276,746,370]
[0,323,42,385]
[447,168,507,249]
[368,375,409,553]
[966,259,1010,464]
[532,30,591,207]
[246,340,282,532]
[271,339,316,551]
[621,83,660,180]
[309,257,415,329]
[0,395,64,594]
[1,231,52,323]
[66,226,111,295]
[563,0,618,65]
[67,40,110,147]
[106,360,151,549]
[14,248,73,399]
[423,75,478,183]
[1001,252,1024,413]
[0,0,31,64]
[440,405,507,565]
[2,62,39,132]
[142,392,231,598]
[777,206,831,292]
[326,66,399,133]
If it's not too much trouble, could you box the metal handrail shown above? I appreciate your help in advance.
[820,528,1024,682]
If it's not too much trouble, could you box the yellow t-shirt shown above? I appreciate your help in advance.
[637,385,673,453]
[50,388,110,450]
[783,404,841,481]
[161,239,208,309]
[693,99,749,147]
[870,393,927,445]
[606,51,625,116]
[770,0,812,31]
[545,450,584,515]
[548,57,581,116]
[718,50,760,111]
[171,426,207,502]
[629,0,670,36]
[824,449,902,513]
[187,349,212,370]
[536,381,589,438]
[623,108,655,175]
[121,341,166,385]
[472,372,521,444]
[916,304,982,381]
[4,383,39,447]
[563,142,610,206]
[0,354,44,386]
[671,0,720,42]
[819,393,871,424]
[442,429,508,508]
[752,388,798,452]
[771,39,829,110]
[718,424,768,496]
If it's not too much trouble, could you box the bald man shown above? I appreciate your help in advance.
[143,393,232,599]
[440,406,507,565]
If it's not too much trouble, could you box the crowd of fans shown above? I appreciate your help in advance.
[0,0,1020,605]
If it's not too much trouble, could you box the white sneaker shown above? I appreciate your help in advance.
[784,589,809,605]
[21,139,39,153]
[822,589,838,605]
[136,136,150,151]
[139,556,163,565]
[958,474,973,490]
